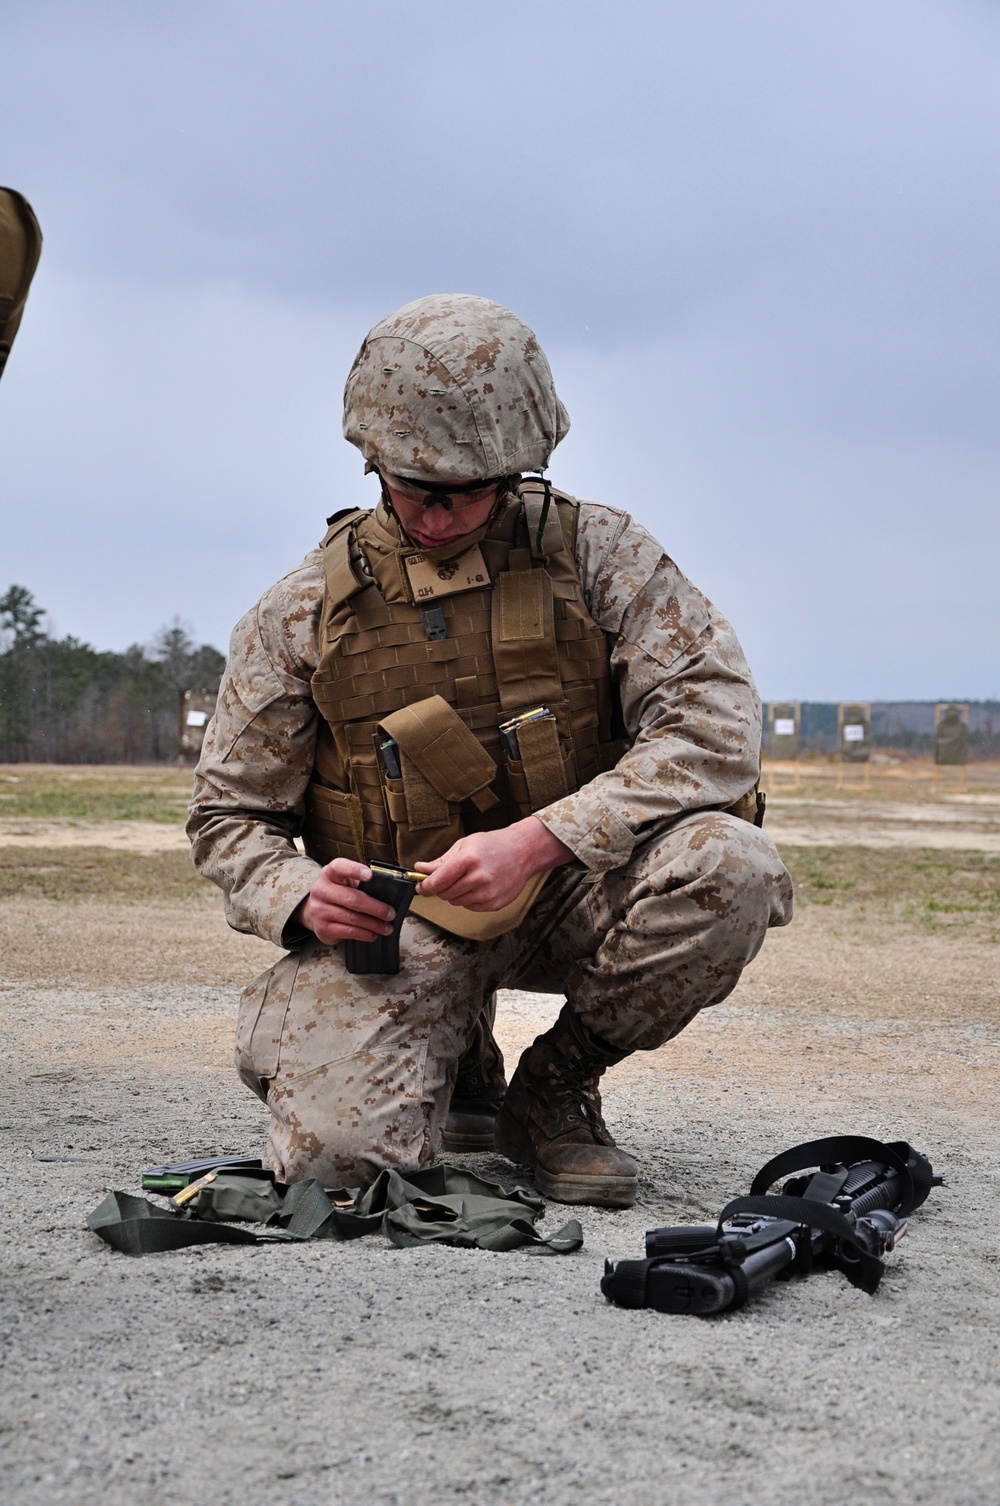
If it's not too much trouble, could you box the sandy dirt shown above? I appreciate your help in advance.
[0,819,190,853]
[3,773,999,855]
[764,795,1000,851]
[1,783,999,1506]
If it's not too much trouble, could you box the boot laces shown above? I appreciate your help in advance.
[545,1061,615,1146]
[454,1061,506,1106]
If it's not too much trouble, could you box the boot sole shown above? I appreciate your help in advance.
[495,1108,637,1209]
[534,1166,637,1209]
[441,1126,496,1153]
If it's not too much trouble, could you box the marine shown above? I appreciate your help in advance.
[188,293,793,1208]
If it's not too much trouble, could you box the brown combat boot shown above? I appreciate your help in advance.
[442,1000,507,1153]
[494,1004,638,1208]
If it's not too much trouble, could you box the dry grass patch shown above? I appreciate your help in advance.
[763,759,1000,802]
[0,846,206,902]
[0,764,192,823]
[783,844,1000,938]
[3,839,998,931]
[0,897,274,986]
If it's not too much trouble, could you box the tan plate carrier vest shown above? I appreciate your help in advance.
[302,483,619,933]
[302,481,763,938]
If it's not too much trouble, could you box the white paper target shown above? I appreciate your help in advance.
[774,718,796,736]
[186,710,208,728]
[843,724,865,742]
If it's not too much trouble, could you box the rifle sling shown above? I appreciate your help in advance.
[748,1134,920,1216]
[716,1193,885,1294]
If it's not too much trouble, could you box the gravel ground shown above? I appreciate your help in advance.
[763,795,1000,852]
[4,786,1000,855]
[0,818,190,851]
[2,895,998,1506]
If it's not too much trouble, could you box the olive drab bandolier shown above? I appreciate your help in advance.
[303,482,618,934]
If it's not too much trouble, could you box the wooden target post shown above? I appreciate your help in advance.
[933,703,969,793]
[837,702,871,790]
[178,688,218,769]
[766,702,802,789]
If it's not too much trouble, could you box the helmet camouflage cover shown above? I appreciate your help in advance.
[343,293,570,483]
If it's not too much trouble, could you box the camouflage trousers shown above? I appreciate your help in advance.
[234,811,793,1187]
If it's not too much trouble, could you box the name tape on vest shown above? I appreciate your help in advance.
[404,544,490,603]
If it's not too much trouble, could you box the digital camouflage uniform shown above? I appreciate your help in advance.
[190,502,792,1187]
[191,290,795,1198]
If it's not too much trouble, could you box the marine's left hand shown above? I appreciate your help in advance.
[414,817,574,911]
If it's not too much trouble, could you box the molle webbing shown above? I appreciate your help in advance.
[493,568,560,713]
[306,486,613,869]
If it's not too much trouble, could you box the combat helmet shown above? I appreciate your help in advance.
[0,188,43,385]
[343,293,570,483]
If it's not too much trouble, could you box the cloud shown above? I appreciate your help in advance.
[1,0,998,696]
[553,307,1000,701]
[0,270,371,649]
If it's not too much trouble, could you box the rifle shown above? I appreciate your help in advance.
[601,1135,942,1316]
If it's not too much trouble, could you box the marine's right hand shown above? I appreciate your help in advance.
[293,859,396,945]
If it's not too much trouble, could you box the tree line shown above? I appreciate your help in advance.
[0,585,225,763]
[4,582,996,765]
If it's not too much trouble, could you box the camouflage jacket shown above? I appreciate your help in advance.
[188,501,761,948]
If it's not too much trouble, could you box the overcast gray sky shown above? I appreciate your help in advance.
[2,0,998,700]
